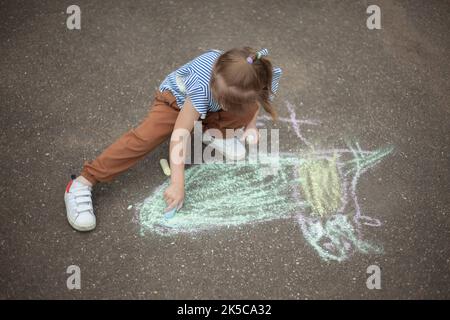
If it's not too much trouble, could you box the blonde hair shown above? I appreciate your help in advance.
[210,47,277,119]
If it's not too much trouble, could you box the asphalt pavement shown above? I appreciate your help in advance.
[0,0,449,299]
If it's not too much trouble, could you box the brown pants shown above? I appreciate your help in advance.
[80,90,258,185]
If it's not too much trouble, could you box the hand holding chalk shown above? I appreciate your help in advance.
[164,207,177,219]
[163,183,184,220]
[164,200,183,219]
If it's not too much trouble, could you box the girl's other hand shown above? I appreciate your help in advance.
[241,126,259,145]
[163,183,185,211]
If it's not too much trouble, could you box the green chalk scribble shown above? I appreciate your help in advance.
[139,155,308,235]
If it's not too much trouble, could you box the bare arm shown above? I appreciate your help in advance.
[163,97,199,210]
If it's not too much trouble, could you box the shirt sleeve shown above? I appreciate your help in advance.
[270,67,283,101]
[183,68,209,116]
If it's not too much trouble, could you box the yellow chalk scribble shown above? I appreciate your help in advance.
[299,156,343,217]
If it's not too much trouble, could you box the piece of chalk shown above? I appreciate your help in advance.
[164,207,177,219]
[160,159,171,176]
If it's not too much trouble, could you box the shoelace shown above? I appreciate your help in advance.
[72,184,93,217]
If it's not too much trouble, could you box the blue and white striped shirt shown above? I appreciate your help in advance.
[159,49,282,119]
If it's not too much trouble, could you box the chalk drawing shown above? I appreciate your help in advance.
[136,101,394,262]
[294,145,392,262]
[298,155,343,217]
[258,104,319,148]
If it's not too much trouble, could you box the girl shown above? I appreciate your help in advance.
[64,47,282,231]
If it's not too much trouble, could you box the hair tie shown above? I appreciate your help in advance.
[256,48,269,59]
[247,48,269,64]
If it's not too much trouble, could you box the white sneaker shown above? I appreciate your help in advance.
[202,131,246,160]
[64,179,96,231]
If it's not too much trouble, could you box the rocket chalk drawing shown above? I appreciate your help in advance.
[164,207,177,219]
[141,146,393,261]
[160,159,171,176]
[137,101,395,262]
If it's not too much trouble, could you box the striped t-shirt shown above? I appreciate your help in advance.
[159,49,282,119]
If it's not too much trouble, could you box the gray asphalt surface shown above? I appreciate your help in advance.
[1,0,449,299]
